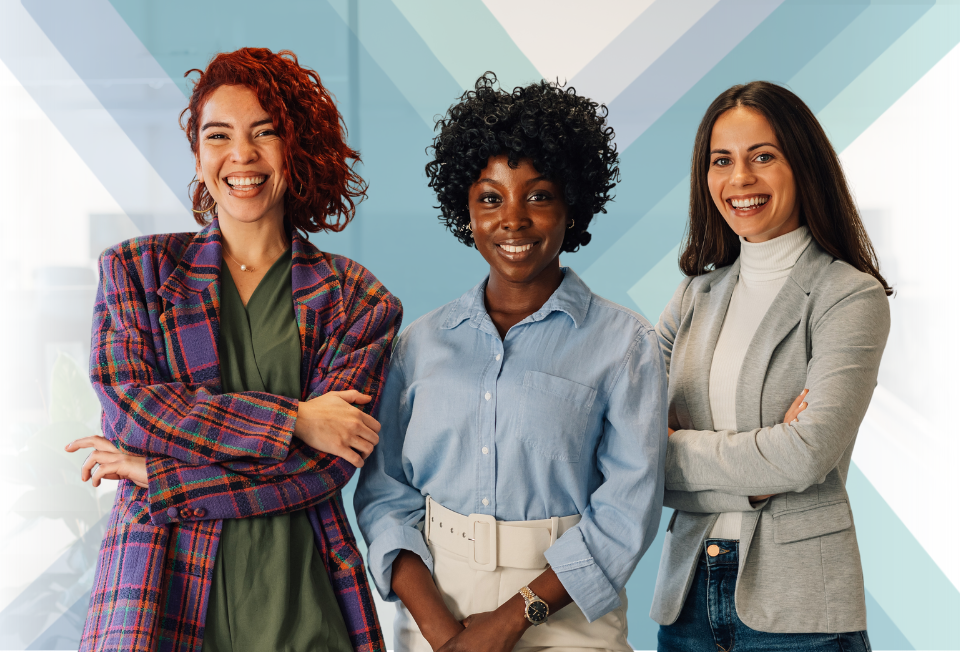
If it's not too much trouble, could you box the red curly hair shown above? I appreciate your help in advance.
[181,48,366,233]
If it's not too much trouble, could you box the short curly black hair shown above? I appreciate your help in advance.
[425,73,620,252]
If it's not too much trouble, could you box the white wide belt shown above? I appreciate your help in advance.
[424,497,581,572]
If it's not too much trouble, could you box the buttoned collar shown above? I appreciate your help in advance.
[440,267,592,331]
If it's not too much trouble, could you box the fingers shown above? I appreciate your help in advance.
[359,411,381,435]
[326,390,372,405]
[337,445,365,469]
[787,389,808,413]
[91,460,122,488]
[784,389,809,424]
[351,436,375,460]
[81,450,122,482]
[65,435,121,454]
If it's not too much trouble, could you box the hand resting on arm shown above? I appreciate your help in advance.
[665,388,809,504]
[67,387,382,488]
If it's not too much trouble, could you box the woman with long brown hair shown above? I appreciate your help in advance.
[652,81,890,651]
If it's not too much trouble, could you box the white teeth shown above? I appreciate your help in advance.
[731,196,768,209]
[500,244,534,253]
[227,176,265,187]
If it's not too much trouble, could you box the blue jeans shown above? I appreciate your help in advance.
[658,539,871,652]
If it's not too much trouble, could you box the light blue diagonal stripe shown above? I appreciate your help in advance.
[328,0,464,128]
[576,0,947,312]
[848,463,960,650]
[605,0,784,151]
[0,0,193,235]
[817,1,960,154]
[569,0,868,275]
[587,2,950,323]
[571,0,722,106]
[22,0,193,212]
[392,0,541,92]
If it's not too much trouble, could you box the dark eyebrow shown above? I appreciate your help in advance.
[710,142,780,155]
[201,118,274,132]
[474,175,550,186]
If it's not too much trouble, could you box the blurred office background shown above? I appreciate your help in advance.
[0,1,958,649]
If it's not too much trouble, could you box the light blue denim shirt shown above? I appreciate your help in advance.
[355,269,668,621]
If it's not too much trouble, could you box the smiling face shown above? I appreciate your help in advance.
[707,106,801,243]
[468,155,569,290]
[195,84,288,228]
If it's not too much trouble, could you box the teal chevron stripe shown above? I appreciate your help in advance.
[865,588,915,651]
[627,244,682,320]
[570,0,868,278]
[848,463,960,650]
[580,176,687,316]
[787,1,932,115]
[327,0,463,128]
[571,0,722,105]
[392,0,540,91]
[580,1,948,318]
[817,2,960,153]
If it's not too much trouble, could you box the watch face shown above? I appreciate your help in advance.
[527,599,548,623]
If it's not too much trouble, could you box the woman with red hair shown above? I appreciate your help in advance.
[66,48,400,652]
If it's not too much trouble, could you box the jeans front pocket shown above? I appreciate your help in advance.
[516,370,597,462]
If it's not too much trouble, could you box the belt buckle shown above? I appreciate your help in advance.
[467,513,498,572]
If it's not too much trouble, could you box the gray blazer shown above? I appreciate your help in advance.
[649,239,890,633]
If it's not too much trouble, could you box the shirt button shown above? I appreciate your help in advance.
[495,354,501,361]
[482,446,489,454]
[484,392,491,401]
[166,507,178,519]
[482,498,489,506]
[194,507,207,518]
[180,508,193,519]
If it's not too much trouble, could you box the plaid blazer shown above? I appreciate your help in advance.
[80,221,401,652]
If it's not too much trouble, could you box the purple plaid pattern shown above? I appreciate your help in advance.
[80,221,400,652]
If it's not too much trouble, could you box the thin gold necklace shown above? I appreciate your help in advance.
[222,242,286,273]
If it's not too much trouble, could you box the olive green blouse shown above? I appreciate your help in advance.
[202,251,352,652]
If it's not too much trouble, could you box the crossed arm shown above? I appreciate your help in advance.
[68,250,401,523]
[657,274,889,507]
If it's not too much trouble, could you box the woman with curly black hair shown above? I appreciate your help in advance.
[356,73,668,652]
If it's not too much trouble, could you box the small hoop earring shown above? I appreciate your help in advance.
[567,219,575,230]
[467,223,473,232]
[192,201,216,214]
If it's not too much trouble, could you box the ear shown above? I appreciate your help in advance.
[195,157,204,184]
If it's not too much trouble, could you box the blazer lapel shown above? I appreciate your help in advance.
[681,261,740,431]
[291,234,341,400]
[157,223,223,387]
[734,240,830,430]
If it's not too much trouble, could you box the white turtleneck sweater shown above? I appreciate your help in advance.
[708,226,812,540]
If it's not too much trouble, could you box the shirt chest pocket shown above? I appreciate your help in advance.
[516,371,597,463]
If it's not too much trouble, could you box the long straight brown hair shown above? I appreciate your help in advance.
[680,81,892,295]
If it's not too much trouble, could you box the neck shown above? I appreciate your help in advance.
[484,260,563,337]
[218,211,289,264]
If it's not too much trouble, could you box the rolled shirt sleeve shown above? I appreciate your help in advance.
[354,270,669,619]
[545,327,668,621]
[355,354,434,600]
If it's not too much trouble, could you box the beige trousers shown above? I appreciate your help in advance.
[393,501,631,652]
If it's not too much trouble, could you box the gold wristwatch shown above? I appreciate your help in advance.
[519,585,549,626]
